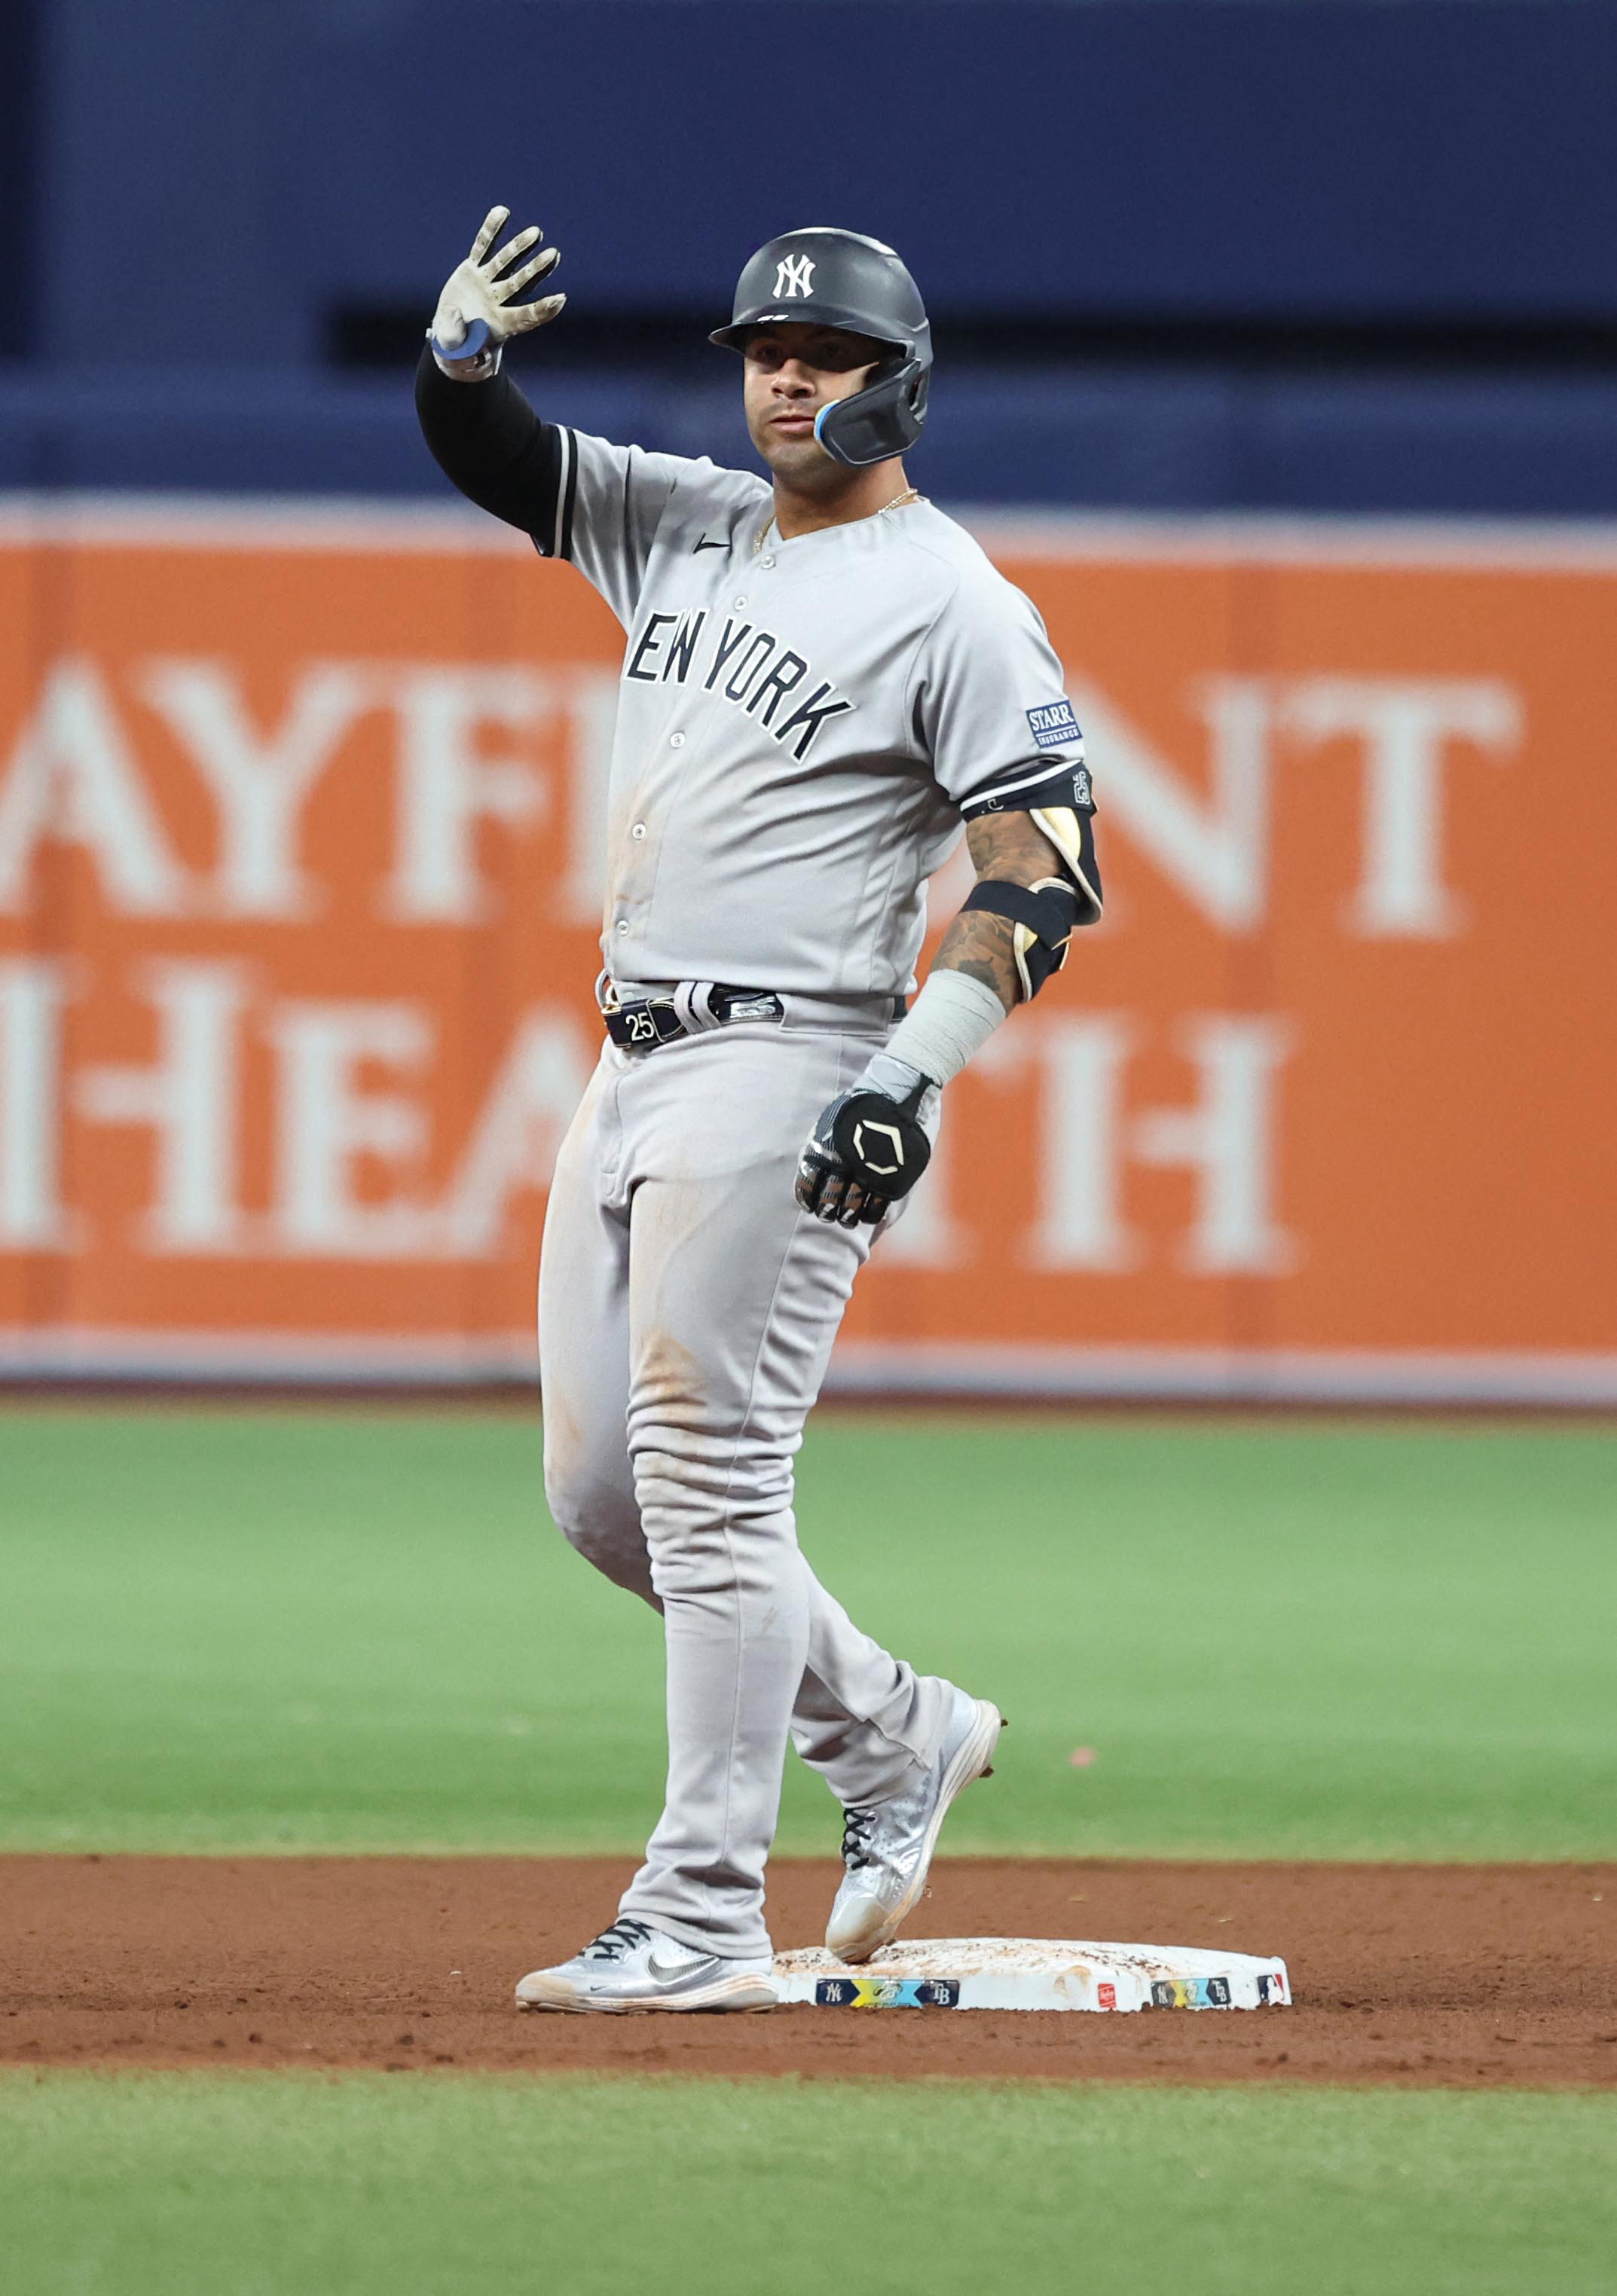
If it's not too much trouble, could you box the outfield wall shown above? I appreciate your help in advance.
[0,499,1612,1403]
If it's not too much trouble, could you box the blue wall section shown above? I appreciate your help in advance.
[6,360,1617,518]
[284,0,1617,321]
[14,0,1617,515]
[35,0,1617,370]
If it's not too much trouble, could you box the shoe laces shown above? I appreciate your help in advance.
[840,1806,879,1872]
[579,1918,656,1962]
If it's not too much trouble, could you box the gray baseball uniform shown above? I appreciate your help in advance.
[541,430,1088,1956]
[418,364,1092,1958]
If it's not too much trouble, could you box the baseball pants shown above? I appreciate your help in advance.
[538,1009,954,1959]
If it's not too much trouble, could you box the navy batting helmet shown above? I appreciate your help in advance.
[711,227,931,469]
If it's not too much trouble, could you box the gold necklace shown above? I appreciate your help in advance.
[754,488,925,556]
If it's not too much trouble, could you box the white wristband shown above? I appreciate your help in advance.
[867,969,1009,1091]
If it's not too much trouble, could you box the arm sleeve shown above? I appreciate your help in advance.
[414,346,567,545]
[414,346,687,627]
[913,573,1103,921]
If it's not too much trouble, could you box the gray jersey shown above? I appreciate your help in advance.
[552,429,1091,997]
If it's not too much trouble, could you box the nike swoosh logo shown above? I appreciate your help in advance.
[646,1951,709,1981]
[692,535,729,552]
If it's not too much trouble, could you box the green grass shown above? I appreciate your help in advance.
[3,2071,1615,2296]
[1,1407,1613,1858]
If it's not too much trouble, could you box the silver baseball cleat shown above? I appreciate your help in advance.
[825,1689,1004,1964]
[514,1917,778,2014]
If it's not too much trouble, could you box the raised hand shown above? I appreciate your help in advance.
[431,206,565,359]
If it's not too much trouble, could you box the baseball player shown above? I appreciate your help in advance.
[417,212,1102,2014]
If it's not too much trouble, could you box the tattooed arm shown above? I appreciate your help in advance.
[796,809,1075,1226]
[931,808,1065,1012]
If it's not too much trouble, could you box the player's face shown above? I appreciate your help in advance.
[742,324,883,479]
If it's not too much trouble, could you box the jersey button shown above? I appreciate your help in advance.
[615,919,630,936]
[760,555,776,569]
[669,731,686,749]
[631,823,647,840]
[732,597,747,612]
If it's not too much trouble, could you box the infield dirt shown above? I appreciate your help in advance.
[6,1856,1615,2087]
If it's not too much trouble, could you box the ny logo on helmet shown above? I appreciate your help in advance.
[773,254,815,300]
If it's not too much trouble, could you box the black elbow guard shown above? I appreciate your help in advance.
[961,876,1079,1000]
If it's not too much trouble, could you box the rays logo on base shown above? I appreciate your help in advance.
[815,1976,961,2008]
[1151,1976,1233,2010]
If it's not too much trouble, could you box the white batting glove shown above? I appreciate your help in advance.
[429,206,565,377]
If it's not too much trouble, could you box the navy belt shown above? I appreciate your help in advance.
[600,979,787,1052]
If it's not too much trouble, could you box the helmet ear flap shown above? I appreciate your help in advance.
[813,353,928,469]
